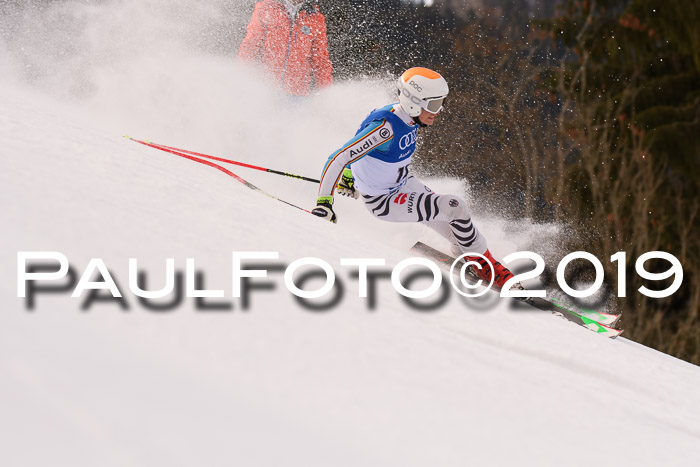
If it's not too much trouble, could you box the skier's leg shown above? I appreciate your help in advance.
[360,176,487,254]
[360,177,518,289]
[427,195,518,288]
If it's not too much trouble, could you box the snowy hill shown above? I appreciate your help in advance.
[2,1,700,466]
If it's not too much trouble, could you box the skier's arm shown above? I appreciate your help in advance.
[317,119,394,198]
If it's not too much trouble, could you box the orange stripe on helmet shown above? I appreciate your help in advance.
[401,67,442,81]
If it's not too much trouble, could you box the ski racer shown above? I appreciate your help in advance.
[311,67,519,290]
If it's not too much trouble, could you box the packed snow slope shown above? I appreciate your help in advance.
[2,1,700,466]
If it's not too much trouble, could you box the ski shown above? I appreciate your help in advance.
[410,242,623,338]
[550,299,621,328]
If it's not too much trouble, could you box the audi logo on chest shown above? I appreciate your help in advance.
[399,129,417,150]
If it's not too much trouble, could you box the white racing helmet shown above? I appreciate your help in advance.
[397,67,449,118]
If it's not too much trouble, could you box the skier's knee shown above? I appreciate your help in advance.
[437,195,471,221]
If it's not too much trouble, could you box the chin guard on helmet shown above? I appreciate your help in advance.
[397,67,449,118]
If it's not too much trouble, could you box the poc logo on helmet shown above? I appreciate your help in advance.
[409,80,422,92]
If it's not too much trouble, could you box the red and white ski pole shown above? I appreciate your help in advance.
[128,138,320,184]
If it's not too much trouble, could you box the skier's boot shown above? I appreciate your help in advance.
[465,249,523,291]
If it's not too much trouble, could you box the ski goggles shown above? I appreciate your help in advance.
[401,88,447,114]
[423,96,446,114]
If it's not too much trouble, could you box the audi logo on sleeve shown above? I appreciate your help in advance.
[348,123,394,157]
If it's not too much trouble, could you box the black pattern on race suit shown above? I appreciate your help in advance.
[360,176,487,254]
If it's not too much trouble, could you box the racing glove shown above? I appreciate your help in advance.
[336,168,359,199]
[311,196,337,223]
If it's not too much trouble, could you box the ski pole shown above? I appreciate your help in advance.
[128,138,320,184]
[125,136,312,214]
